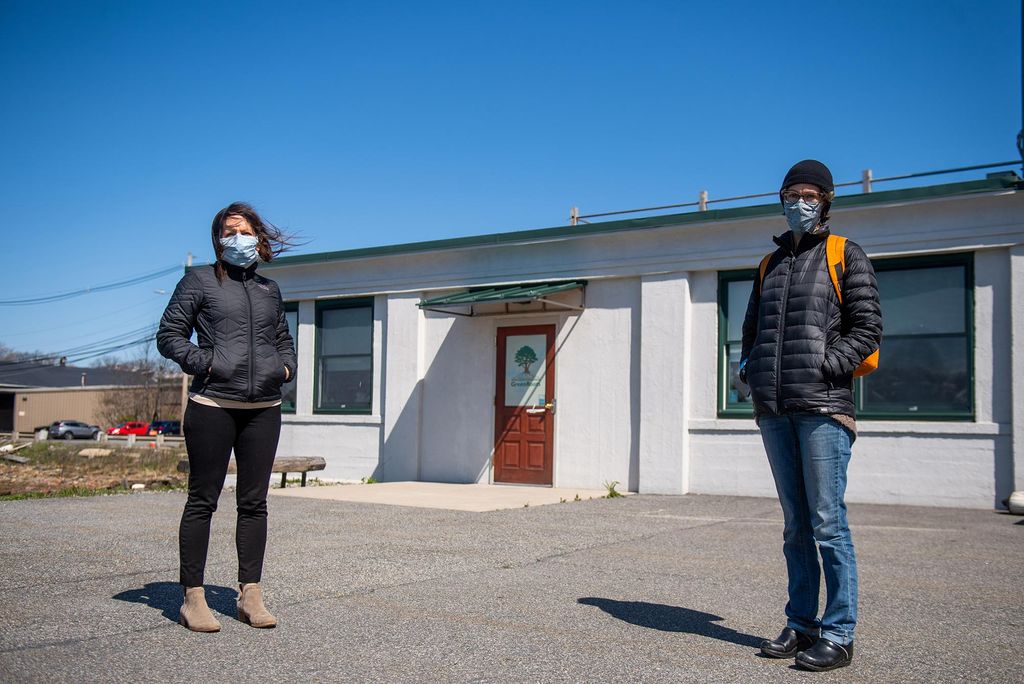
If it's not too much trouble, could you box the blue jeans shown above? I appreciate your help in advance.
[759,414,857,645]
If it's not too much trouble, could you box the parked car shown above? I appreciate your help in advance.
[48,420,101,440]
[148,420,181,436]
[107,421,150,436]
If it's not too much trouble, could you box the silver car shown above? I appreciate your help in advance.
[48,420,100,440]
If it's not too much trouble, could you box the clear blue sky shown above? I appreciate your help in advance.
[1,0,1020,361]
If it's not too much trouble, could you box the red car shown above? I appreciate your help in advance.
[107,421,150,436]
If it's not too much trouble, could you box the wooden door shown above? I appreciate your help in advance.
[494,325,555,485]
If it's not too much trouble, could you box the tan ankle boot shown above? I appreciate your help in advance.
[237,583,277,628]
[179,586,221,632]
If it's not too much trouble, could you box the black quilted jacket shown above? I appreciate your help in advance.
[157,263,296,402]
[740,230,882,418]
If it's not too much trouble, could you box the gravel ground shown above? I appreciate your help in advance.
[0,491,1021,683]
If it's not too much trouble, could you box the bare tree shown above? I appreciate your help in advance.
[0,343,49,362]
[97,345,182,425]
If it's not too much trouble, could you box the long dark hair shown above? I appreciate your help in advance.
[210,202,297,281]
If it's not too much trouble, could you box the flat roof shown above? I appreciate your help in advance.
[263,175,1023,269]
[0,362,148,389]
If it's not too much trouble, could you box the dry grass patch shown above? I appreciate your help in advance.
[0,441,186,499]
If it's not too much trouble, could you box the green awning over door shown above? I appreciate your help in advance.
[418,281,585,315]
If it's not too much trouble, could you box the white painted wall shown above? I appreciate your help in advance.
[267,191,1024,302]
[1013,245,1024,492]
[265,187,1024,508]
[417,310,496,483]
[686,420,1009,509]
[277,295,386,482]
[685,247,1017,509]
[277,416,381,481]
[378,293,422,481]
[638,273,690,494]
[552,278,640,491]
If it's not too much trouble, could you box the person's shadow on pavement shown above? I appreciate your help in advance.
[113,582,238,623]
[578,597,762,648]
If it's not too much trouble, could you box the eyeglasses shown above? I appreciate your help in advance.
[781,190,825,206]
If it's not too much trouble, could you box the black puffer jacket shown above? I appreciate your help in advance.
[157,263,296,403]
[740,230,882,418]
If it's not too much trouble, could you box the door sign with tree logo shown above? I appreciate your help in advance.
[505,334,547,406]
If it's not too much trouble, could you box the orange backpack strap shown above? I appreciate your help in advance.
[826,234,847,303]
[757,253,772,292]
[827,233,881,377]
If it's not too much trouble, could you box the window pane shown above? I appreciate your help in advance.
[321,307,372,356]
[282,309,298,409]
[725,343,753,407]
[877,266,965,335]
[318,355,372,411]
[727,280,754,341]
[860,336,969,414]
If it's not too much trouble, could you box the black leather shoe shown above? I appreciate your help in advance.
[795,637,854,671]
[759,627,817,658]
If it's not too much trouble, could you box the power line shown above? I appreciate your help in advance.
[0,333,158,378]
[0,324,160,373]
[1,323,157,362]
[0,297,164,338]
[62,333,158,364]
[0,265,181,306]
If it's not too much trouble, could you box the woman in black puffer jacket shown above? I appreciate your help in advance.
[740,161,881,672]
[157,202,296,633]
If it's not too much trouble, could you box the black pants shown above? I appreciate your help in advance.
[179,401,281,587]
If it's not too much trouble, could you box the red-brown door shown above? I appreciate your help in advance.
[494,325,555,485]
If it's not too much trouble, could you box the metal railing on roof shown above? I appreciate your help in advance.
[568,160,1023,225]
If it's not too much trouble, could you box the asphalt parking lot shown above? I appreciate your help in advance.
[0,490,1021,683]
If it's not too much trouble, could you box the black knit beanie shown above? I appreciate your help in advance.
[781,159,834,193]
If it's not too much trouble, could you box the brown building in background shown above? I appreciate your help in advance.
[0,362,165,433]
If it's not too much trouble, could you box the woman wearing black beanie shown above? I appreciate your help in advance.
[739,160,882,671]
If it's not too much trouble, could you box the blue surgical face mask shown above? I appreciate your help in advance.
[219,234,260,268]
[783,200,823,235]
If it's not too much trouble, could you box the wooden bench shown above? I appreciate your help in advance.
[177,456,327,488]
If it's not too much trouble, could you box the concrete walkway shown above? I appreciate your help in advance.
[270,480,617,511]
[1,492,1021,682]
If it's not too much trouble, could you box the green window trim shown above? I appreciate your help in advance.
[717,251,975,421]
[717,269,757,416]
[281,302,298,414]
[856,251,974,421]
[314,298,374,415]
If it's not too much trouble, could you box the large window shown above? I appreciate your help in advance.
[858,253,973,419]
[281,303,298,413]
[718,270,757,415]
[717,252,974,420]
[315,299,374,414]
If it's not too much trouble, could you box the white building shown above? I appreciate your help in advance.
[263,173,1024,510]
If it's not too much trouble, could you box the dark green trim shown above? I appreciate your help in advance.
[717,252,977,421]
[856,251,975,421]
[281,302,299,414]
[259,177,1021,271]
[717,269,757,418]
[874,332,966,341]
[419,281,585,307]
[313,298,374,415]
